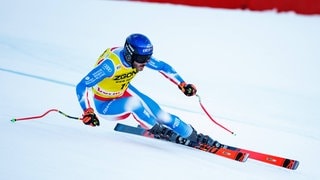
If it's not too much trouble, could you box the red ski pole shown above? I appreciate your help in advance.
[159,73,236,135]
[196,94,236,135]
[11,108,81,122]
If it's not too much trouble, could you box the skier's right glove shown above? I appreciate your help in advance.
[82,107,100,127]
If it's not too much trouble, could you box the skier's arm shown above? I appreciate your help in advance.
[146,57,197,96]
[146,57,185,85]
[76,59,115,110]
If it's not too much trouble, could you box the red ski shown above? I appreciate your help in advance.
[224,146,299,170]
[114,123,299,170]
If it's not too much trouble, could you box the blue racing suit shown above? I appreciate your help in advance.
[76,47,193,138]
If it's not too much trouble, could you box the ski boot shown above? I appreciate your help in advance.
[184,126,221,148]
[149,123,220,148]
[149,123,179,142]
[149,124,193,146]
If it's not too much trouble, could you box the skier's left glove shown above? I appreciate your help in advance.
[82,107,100,127]
[178,82,197,96]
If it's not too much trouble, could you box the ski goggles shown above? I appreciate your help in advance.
[132,54,151,63]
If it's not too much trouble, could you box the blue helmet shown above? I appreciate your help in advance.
[124,33,153,65]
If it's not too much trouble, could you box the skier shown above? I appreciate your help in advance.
[76,33,219,147]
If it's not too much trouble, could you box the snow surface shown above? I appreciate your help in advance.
[1,0,320,179]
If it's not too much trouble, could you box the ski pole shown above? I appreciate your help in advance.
[159,74,236,135]
[196,94,236,135]
[11,108,81,123]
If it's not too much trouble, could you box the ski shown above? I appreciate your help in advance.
[224,145,299,170]
[114,123,299,170]
[114,123,249,162]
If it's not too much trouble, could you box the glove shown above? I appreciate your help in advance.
[178,82,197,96]
[82,107,100,127]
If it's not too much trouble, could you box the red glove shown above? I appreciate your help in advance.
[82,108,100,127]
[178,82,197,96]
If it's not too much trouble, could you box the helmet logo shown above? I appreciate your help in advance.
[142,47,152,53]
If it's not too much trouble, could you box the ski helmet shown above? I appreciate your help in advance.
[124,33,153,65]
